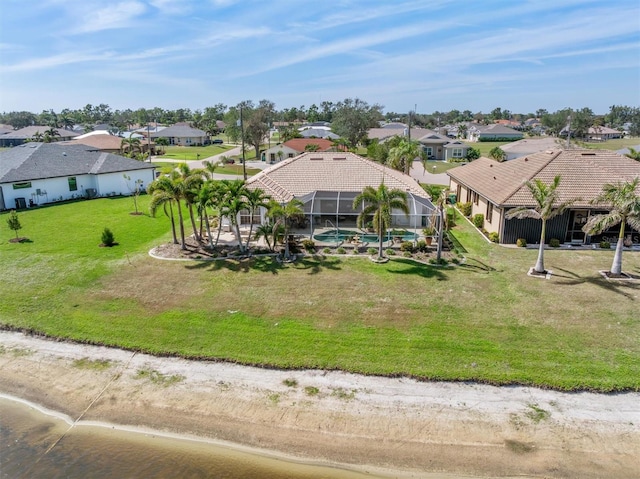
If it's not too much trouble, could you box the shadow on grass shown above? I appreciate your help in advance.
[387,258,448,281]
[183,254,343,275]
[458,256,499,274]
[552,266,638,299]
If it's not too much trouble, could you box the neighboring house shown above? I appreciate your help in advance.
[0,125,13,136]
[415,131,471,161]
[300,128,339,140]
[148,123,207,146]
[367,127,430,142]
[466,123,523,142]
[246,152,435,232]
[261,138,337,163]
[298,122,331,131]
[447,149,640,245]
[0,143,156,210]
[587,126,623,141]
[63,133,124,154]
[0,126,79,147]
[501,138,565,160]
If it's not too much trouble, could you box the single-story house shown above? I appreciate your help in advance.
[587,126,623,141]
[0,143,156,210]
[447,149,640,245]
[63,131,125,154]
[149,123,207,146]
[246,152,435,236]
[500,138,565,160]
[466,123,523,142]
[0,126,79,147]
[415,132,471,161]
[367,127,430,142]
[261,138,337,163]
[300,128,339,140]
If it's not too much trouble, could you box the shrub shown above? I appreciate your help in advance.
[367,247,377,255]
[402,251,413,258]
[516,238,527,248]
[549,238,560,248]
[400,241,414,252]
[422,226,435,237]
[457,202,472,217]
[322,247,331,254]
[301,239,316,251]
[101,227,115,247]
[336,247,346,254]
[599,241,611,249]
[451,257,460,264]
[472,214,484,229]
[385,248,395,256]
[416,239,428,252]
[488,232,499,243]
[351,248,359,255]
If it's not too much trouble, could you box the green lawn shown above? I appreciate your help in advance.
[423,160,462,174]
[577,137,640,150]
[1,198,639,392]
[161,144,234,161]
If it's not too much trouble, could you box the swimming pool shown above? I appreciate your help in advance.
[313,229,419,244]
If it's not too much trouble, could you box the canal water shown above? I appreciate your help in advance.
[0,397,385,479]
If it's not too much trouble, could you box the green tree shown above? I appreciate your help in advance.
[244,188,270,250]
[304,143,321,152]
[123,174,143,214]
[254,221,281,252]
[221,179,249,252]
[387,138,423,175]
[148,172,185,249]
[121,137,142,157]
[353,183,409,260]
[506,176,576,274]
[43,128,60,143]
[31,131,44,142]
[465,147,481,161]
[267,199,304,260]
[155,137,169,154]
[177,163,203,242]
[6,210,22,239]
[624,147,640,162]
[582,178,640,277]
[194,180,221,249]
[244,100,275,163]
[330,98,383,149]
[489,146,506,162]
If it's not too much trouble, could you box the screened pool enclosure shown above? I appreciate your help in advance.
[294,190,436,235]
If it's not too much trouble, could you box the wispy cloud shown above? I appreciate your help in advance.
[73,1,147,34]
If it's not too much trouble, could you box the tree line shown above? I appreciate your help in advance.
[2,102,638,137]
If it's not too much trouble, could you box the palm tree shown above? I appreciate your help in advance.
[506,176,576,274]
[244,188,270,250]
[267,199,304,260]
[155,137,169,154]
[624,147,640,162]
[221,179,249,252]
[202,160,218,179]
[194,180,220,249]
[148,174,182,247]
[121,137,142,157]
[582,178,640,277]
[254,221,280,251]
[353,183,409,260]
[387,138,423,175]
[43,128,60,143]
[177,163,203,242]
[31,131,44,142]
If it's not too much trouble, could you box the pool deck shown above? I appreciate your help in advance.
[291,227,424,248]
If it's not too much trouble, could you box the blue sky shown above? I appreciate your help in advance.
[1,0,638,115]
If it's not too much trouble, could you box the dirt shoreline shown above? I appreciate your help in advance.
[1,330,638,478]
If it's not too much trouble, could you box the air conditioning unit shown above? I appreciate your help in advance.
[86,188,97,198]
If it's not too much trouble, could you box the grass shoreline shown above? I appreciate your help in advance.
[1,197,638,393]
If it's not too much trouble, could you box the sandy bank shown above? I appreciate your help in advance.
[0,330,638,478]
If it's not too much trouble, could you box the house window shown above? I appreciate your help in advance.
[13,182,32,190]
[288,153,294,158]
[68,177,78,191]
[466,188,471,203]
[424,147,433,157]
[452,148,463,158]
[486,202,493,223]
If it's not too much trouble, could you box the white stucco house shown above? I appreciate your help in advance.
[0,143,157,210]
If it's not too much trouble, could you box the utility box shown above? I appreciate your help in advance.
[15,197,27,209]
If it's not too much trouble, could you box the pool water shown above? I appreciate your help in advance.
[313,229,419,243]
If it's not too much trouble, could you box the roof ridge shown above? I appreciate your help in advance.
[499,150,561,205]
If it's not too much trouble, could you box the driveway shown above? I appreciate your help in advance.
[409,160,450,186]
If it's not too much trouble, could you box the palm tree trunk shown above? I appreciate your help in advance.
[534,219,546,273]
[245,209,254,250]
[232,222,244,252]
[188,204,200,242]
[167,202,178,244]
[214,214,223,247]
[611,220,625,276]
[284,222,291,260]
[176,200,187,250]
[378,214,384,259]
[204,215,214,249]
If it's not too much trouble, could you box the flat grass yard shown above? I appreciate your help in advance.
[161,144,233,161]
[1,198,639,392]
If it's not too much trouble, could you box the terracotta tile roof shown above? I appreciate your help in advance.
[246,152,429,202]
[447,149,640,208]
[283,138,335,152]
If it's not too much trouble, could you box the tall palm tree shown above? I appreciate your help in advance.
[121,137,141,157]
[244,188,270,250]
[254,221,281,251]
[177,163,203,242]
[194,180,220,249]
[43,128,60,143]
[506,175,576,274]
[202,160,218,180]
[387,138,423,175]
[221,179,249,252]
[31,131,44,142]
[582,177,640,277]
[624,147,640,162]
[267,199,304,260]
[148,175,182,247]
[353,183,409,260]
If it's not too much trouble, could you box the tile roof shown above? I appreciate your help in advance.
[246,152,430,203]
[65,135,124,151]
[500,137,565,154]
[149,124,206,138]
[447,149,640,207]
[0,143,155,183]
[0,126,79,140]
[283,138,335,152]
